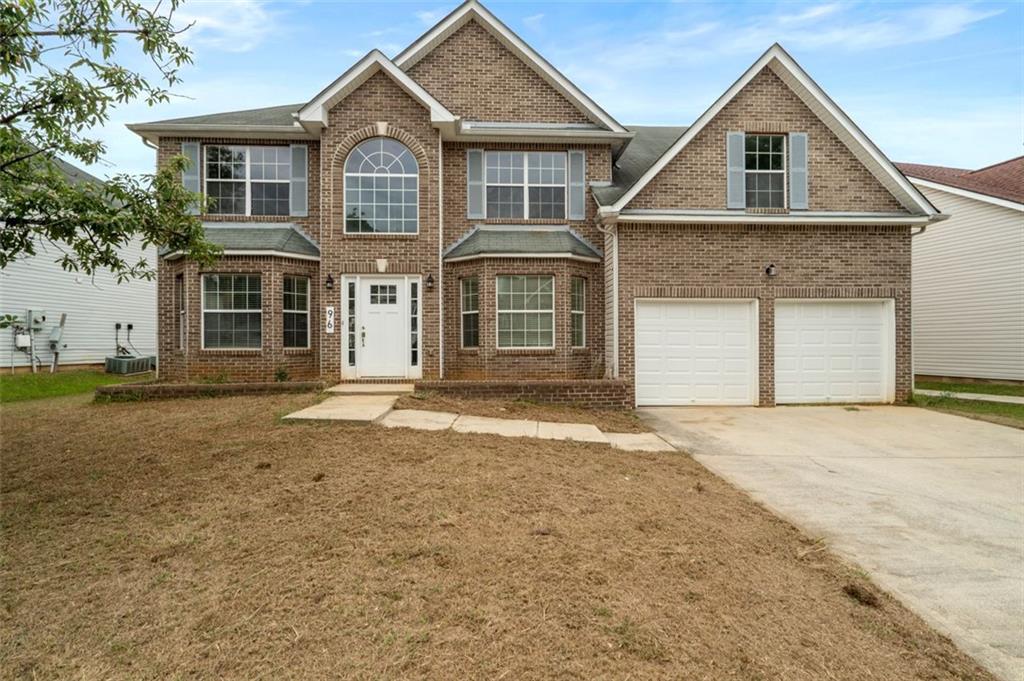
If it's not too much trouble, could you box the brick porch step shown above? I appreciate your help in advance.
[326,383,414,396]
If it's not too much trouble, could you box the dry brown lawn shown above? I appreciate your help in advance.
[395,392,651,433]
[1,393,995,680]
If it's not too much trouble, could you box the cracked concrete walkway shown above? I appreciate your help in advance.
[284,397,674,451]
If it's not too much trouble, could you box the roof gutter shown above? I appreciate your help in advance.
[162,249,321,262]
[126,123,317,144]
[603,209,946,227]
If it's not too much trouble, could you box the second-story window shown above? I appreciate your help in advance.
[485,152,566,219]
[744,135,785,209]
[344,137,419,234]
[205,145,291,216]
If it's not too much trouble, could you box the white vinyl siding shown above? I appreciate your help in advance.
[775,300,894,404]
[634,300,758,406]
[0,238,157,368]
[912,186,1024,381]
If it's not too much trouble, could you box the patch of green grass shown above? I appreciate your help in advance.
[910,392,1024,429]
[915,380,1024,398]
[0,370,151,403]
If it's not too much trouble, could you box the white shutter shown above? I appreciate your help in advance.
[789,132,808,210]
[726,131,745,209]
[466,149,484,219]
[289,144,308,217]
[568,149,586,220]
[181,141,201,215]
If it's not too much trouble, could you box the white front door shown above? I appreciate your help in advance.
[634,300,759,406]
[359,278,406,377]
[774,300,894,404]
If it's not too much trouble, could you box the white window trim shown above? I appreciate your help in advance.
[203,145,290,217]
[460,277,479,349]
[744,134,787,210]
[342,139,420,235]
[283,275,311,350]
[495,275,556,350]
[200,274,263,350]
[484,151,568,220]
[571,276,586,349]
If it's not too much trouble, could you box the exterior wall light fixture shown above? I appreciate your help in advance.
[765,264,778,277]
[325,274,335,290]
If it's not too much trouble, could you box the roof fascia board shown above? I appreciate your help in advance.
[393,0,626,134]
[609,44,936,216]
[907,177,1024,212]
[444,252,601,263]
[126,124,316,145]
[163,249,321,262]
[614,210,940,226]
[298,50,455,128]
[447,126,633,145]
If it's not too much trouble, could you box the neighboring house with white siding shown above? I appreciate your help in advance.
[896,158,1024,383]
[0,159,156,371]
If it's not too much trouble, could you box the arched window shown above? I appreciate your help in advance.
[344,137,419,234]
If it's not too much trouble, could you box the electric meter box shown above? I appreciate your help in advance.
[24,309,46,330]
[14,334,30,349]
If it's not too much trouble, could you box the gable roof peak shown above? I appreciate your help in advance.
[297,50,455,130]
[393,0,626,133]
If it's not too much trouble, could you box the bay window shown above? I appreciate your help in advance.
[283,276,309,349]
[202,274,261,349]
[571,276,586,348]
[461,277,479,348]
[496,275,554,348]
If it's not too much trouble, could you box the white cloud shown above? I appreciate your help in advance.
[415,7,447,26]
[175,0,278,53]
[523,13,545,30]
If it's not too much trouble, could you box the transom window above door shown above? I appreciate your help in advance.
[344,137,419,234]
[744,134,785,209]
[205,145,292,216]
[485,152,566,219]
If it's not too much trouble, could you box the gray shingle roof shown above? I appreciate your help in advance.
[444,226,601,261]
[140,104,303,127]
[160,223,320,258]
[593,125,689,206]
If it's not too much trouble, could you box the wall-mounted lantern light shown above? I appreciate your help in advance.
[764,264,778,277]
[426,274,435,290]
[325,274,335,290]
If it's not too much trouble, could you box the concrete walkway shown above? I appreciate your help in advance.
[916,388,1024,405]
[643,405,1024,681]
[284,395,674,452]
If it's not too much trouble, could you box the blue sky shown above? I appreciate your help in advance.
[89,0,1022,179]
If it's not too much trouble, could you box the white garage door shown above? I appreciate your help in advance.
[635,300,758,406]
[775,300,894,404]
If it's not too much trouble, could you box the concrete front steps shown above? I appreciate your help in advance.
[325,382,414,396]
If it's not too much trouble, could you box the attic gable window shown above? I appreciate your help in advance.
[744,135,786,209]
[485,151,566,219]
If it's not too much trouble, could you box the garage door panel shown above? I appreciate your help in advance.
[775,301,892,404]
[635,301,757,406]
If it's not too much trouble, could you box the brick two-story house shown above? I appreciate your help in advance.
[128,0,943,407]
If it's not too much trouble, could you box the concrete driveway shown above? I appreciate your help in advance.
[642,405,1024,681]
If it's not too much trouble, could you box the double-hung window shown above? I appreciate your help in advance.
[205,145,291,216]
[461,277,479,348]
[283,276,309,349]
[744,135,785,209]
[571,276,586,348]
[175,274,186,350]
[496,275,554,348]
[202,274,262,349]
[485,152,566,219]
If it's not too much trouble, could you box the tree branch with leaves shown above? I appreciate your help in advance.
[0,0,219,281]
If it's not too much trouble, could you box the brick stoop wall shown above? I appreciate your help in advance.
[414,379,631,409]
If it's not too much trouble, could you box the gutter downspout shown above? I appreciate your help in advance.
[437,133,444,380]
[594,206,619,379]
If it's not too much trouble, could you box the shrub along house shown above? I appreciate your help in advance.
[128,0,943,407]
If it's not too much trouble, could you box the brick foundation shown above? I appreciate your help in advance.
[414,379,631,409]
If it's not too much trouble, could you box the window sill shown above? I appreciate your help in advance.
[202,214,295,221]
[480,218,576,225]
[283,348,312,355]
[200,348,263,355]
[571,347,589,354]
[744,207,789,215]
[458,347,480,354]
[341,232,419,239]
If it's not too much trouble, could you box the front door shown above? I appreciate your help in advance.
[359,279,406,377]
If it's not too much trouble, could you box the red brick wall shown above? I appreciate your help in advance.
[157,255,320,383]
[627,67,905,213]
[443,258,604,380]
[415,379,630,409]
[406,19,592,124]
[615,224,912,406]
